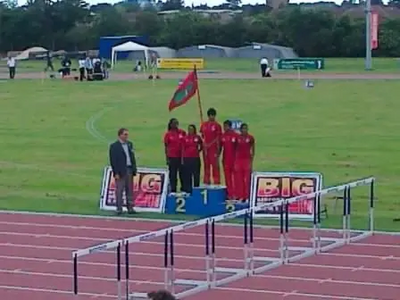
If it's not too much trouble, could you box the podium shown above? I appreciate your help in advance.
[164,186,249,217]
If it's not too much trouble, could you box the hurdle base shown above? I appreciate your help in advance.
[129,292,148,299]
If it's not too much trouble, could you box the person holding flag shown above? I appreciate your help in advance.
[221,120,238,199]
[200,108,222,186]
[235,123,255,201]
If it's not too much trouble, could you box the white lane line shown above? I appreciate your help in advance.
[0,284,115,298]
[290,262,400,274]
[255,274,400,288]
[216,286,376,300]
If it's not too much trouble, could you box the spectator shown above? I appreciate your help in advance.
[7,55,16,79]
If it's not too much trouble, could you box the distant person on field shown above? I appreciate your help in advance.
[147,290,176,300]
[109,128,137,215]
[85,56,93,80]
[61,55,72,76]
[44,51,54,72]
[260,57,271,78]
[7,55,16,79]
[78,56,86,81]
[200,108,222,186]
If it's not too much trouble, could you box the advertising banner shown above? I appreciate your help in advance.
[100,167,169,213]
[273,58,325,70]
[157,58,204,70]
[250,172,323,220]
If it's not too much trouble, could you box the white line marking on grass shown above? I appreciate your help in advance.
[216,286,376,300]
[85,107,112,144]
[255,274,400,288]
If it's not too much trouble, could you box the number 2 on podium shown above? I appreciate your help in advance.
[176,197,185,213]
[201,189,208,205]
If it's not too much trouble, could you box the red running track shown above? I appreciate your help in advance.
[0,212,399,300]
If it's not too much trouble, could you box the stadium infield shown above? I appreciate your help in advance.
[0,212,399,300]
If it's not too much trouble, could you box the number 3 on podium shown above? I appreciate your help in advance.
[176,197,185,213]
[226,202,235,212]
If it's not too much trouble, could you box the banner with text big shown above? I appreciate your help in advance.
[99,167,169,213]
[249,172,323,220]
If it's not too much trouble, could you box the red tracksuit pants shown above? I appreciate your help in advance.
[203,149,220,185]
[223,160,235,199]
[235,159,251,201]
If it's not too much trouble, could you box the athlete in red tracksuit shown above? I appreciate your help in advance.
[235,123,255,201]
[221,120,238,199]
[200,108,222,185]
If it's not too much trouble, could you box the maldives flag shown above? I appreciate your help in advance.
[168,70,198,111]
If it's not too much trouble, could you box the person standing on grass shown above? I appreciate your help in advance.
[235,123,255,202]
[78,56,86,81]
[221,120,238,200]
[109,128,137,215]
[200,108,222,186]
[260,57,271,78]
[44,51,54,72]
[182,124,203,194]
[7,55,16,79]
[164,118,186,194]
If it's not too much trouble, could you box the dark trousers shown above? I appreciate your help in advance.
[86,68,93,80]
[260,64,267,77]
[183,157,201,193]
[115,167,134,213]
[45,63,54,72]
[79,67,85,81]
[168,157,184,193]
[9,67,15,79]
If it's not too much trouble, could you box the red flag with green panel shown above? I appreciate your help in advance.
[168,71,198,112]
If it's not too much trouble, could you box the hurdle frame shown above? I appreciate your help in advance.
[71,176,375,300]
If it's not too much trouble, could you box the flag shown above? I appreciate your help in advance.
[168,71,198,112]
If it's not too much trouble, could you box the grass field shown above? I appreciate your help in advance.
[1,57,400,73]
[0,78,399,231]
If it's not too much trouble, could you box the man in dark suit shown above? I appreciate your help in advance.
[109,128,137,215]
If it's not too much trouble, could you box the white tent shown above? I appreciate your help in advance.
[111,41,150,68]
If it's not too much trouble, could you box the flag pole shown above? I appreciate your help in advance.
[194,65,204,123]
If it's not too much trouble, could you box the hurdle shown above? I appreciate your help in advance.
[72,176,375,300]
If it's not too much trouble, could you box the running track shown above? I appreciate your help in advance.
[0,212,399,300]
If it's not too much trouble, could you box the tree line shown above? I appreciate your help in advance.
[1,0,400,57]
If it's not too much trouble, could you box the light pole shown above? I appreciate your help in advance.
[365,0,372,70]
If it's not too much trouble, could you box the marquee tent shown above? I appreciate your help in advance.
[111,41,150,67]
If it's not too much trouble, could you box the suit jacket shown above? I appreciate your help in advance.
[109,140,137,177]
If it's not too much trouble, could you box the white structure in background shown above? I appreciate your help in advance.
[111,41,150,68]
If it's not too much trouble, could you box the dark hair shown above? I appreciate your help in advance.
[188,124,197,134]
[207,108,217,117]
[147,290,176,300]
[223,120,232,127]
[167,118,178,130]
[240,123,248,130]
[117,128,128,136]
